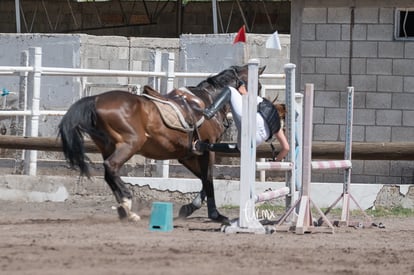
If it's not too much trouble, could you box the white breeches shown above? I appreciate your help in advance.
[228,87,270,148]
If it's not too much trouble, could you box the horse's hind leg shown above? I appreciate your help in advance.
[103,168,140,222]
[100,143,141,222]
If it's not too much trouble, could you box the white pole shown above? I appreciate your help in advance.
[238,59,264,233]
[284,63,296,207]
[24,47,42,176]
[155,52,176,178]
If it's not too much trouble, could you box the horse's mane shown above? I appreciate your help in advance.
[198,65,244,89]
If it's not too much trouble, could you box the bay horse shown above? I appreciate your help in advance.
[58,64,265,224]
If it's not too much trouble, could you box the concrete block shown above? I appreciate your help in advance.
[393,59,414,75]
[109,59,129,70]
[325,108,347,124]
[378,42,404,58]
[390,161,414,177]
[316,24,341,40]
[364,160,390,176]
[313,107,324,123]
[301,41,326,57]
[366,92,391,108]
[351,175,377,184]
[322,174,343,183]
[354,109,376,125]
[380,8,394,24]
[341,90,362,108]
[326,74,348,91]
[313,124,339,141]
[403,111,414,126]
[341,24,367,40]
[327,7,351,23]
[354,8,379,24]
[87,58,110,69]
[340,125,365,142]
[341,58,366,74]
[315,58,340,74]
[404,77,414,92]
[82,35,129,47]
[352,42,378,57]
[352,75,377,91]
[99,46,120,60]
[375,176,402,185]
[314,91,340,108]
[367,24,394,41]
[392,93,414,110]
[376,110,402,126]
[130,37,180,49]
[391,127,414,142]
[301,74,325,90]
[303,8,327,23]
[301,24,316,40]
[118,47,129,60]
[301,58,315,73]
[377,75,403,92]
[367,59,392,75]
[327,41,350,57]
[0,175,70,202]
[405,43,414,59]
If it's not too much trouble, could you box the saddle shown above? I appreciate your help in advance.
[142,85,206,132]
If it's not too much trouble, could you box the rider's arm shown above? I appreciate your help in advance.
[273,129,290,161]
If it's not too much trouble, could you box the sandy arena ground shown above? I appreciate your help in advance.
[0,195,413,275]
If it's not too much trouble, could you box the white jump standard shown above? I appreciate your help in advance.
[223,60,298,234]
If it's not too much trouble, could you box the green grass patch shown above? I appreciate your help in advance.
[221,204,414,218]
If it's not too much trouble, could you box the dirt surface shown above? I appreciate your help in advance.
[0,196,413,275]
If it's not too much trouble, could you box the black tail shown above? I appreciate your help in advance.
[58,96,99,177]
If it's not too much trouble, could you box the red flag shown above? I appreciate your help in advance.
[233,25,246,44]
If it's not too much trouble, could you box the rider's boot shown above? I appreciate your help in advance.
[207,143,239,153]
[193,140,239,154]
[203,87,231,119]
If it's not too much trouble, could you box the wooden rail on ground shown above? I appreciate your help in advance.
[0,136,413,160]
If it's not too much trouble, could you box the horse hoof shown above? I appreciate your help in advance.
[178,203,199,219]
[128,212,141,222]
[117,206,141,222]
[209,212,230,225]
[117,205,129,220]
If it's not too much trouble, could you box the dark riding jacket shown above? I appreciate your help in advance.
[257,98,281,141]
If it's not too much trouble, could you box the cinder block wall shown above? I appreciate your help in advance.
[291,1,414,184]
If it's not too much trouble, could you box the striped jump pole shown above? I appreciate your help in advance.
[255,187,290,203]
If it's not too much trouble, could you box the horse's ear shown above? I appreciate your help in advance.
[259,66,266,75]
[143,85,158,93]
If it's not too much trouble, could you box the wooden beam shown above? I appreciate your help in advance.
[0,136,413,160]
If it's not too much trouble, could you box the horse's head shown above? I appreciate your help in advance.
[193,64,266,127]
[199,64,266,92]
[229,64,266,93]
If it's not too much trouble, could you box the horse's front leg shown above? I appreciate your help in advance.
[178,153,229,224]
[178,189,206,218]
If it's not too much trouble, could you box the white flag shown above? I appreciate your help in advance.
[266,31,281,50]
